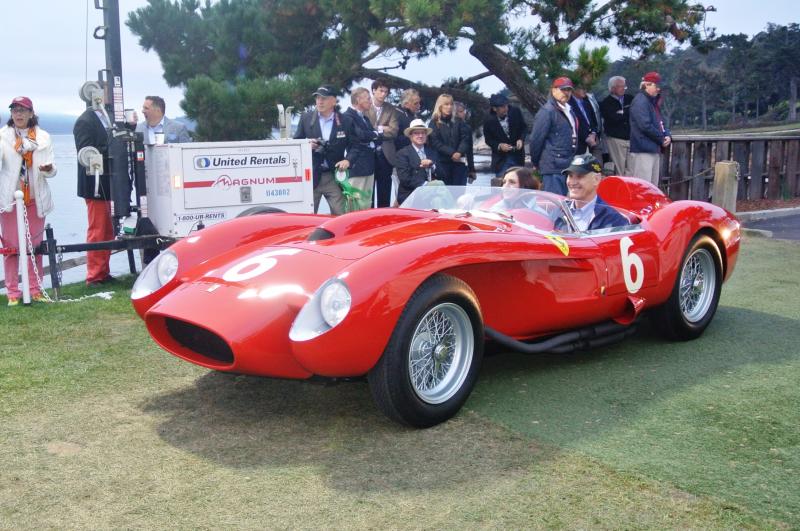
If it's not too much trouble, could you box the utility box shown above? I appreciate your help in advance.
[143,139,314,237]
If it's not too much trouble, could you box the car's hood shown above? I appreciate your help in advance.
[285,208,512,260]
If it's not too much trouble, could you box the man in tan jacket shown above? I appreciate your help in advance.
[366,78,399,207]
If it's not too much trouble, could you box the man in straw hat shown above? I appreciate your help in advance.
[395,119,438,204]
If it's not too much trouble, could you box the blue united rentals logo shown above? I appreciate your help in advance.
[193,153,289,170]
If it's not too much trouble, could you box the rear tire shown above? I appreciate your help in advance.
[656,234,722,341]
[368,274,484,428]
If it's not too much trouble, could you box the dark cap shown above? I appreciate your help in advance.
[9,96,33,110]
[489,93,509,107]
[561,154,602,176]
[312,85,339,98]
[551,77,574,90]
[642,71,662,84]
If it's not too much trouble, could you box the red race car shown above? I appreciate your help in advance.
[132,177,741,428]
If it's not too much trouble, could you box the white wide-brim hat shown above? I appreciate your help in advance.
[404,118,432,138]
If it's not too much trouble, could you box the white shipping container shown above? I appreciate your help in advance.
[144,139,315,237]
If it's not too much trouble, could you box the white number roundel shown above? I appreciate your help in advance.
[222,249,300,282]
[620,236,644,294]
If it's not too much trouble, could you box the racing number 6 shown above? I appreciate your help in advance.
[620,236,644,294]
[222,249,300,282]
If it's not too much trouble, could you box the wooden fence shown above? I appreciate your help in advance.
[658,134,800,202]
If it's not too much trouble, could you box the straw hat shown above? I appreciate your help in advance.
[404,118,432,138]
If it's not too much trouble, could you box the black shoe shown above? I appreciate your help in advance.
[87,275,116,286]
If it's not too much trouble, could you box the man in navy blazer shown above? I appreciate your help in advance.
[340,87,379,210]
[395,119,437,205]
[558,155,628,232]
[74,97,115,285]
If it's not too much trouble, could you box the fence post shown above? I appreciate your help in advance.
[712,161,738,213]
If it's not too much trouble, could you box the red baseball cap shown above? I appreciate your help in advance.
[642,71,662,84]
[9,96,33,110]
[551,77,574,89]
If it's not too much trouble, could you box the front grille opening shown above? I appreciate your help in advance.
[165,318,234,364]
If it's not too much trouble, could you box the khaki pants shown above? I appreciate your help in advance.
[605,136,630,176]
[346,174,374,211]
[314,171,346,215]
[628,152,661,186]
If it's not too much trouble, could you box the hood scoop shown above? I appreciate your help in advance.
[308,227,335,241]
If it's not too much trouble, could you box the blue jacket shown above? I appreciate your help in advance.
[587,197,629,231]
[629,91,671,154]
[343,107,379,177]
[529,97,576,174]
[555,196,629,232]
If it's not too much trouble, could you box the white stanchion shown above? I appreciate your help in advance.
[14,191,31,304]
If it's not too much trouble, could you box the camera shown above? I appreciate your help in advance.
[314,138,329,154]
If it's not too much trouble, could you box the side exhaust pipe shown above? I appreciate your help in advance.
[485,320,636,355]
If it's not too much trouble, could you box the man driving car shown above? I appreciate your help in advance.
[559,155,628,232]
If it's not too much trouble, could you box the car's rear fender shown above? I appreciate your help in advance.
[644,201,740,303]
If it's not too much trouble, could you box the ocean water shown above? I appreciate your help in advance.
[1,134,139,293]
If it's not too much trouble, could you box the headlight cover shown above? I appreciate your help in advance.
[319,280,351,327]
[289,278,351,342]
[131,250,179,300]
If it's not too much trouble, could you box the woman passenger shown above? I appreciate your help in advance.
[492,166,541,210]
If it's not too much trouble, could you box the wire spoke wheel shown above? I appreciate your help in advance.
[678,248,716,323]
[368,274,483,427]
[408,302,474,404]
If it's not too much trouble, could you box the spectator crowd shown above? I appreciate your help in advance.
[295,72,669,213]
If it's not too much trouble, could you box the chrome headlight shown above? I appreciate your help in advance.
[131,250,179,300]
[319,280,351,327]
[289,278,351,341]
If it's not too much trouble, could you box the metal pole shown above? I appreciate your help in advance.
[44,224,61,300]
[14,191,30,304]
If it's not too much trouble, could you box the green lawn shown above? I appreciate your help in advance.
[1,236,798,529]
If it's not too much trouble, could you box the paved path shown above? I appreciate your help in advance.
[743,214,800,241]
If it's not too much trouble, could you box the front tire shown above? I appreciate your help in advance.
[368,274,484,428]
[656,234,722,340]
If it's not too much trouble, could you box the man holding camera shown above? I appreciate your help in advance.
[294,85,350,214]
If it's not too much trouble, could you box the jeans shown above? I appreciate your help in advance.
[542,173,567,196]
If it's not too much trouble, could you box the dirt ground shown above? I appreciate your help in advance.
[736,197,800,212]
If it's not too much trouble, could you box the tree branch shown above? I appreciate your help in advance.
[468,42,546,113]
[356,67,489,110]
[457,71,493,86]
[564,0,624,45]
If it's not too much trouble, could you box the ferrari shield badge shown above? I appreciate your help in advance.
[545,234,569,256]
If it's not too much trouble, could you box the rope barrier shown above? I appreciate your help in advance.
[663,162,741,186]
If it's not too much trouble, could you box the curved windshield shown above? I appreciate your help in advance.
[400,184,574,233]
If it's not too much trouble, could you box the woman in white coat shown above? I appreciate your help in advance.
[0,97,56,305]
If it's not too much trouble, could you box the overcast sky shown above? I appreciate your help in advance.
[1,0,793,118]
